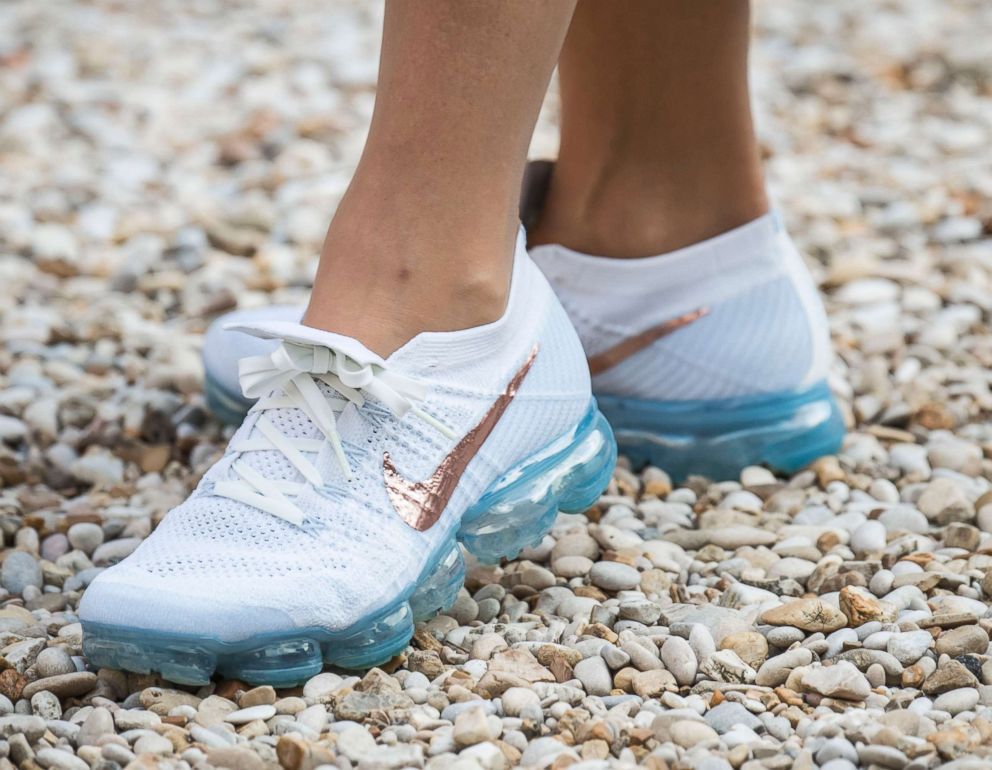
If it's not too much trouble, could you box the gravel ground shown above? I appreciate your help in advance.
[3,1,992,768]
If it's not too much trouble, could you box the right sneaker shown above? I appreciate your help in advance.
[525,164,844,480]
[80,229,615,686]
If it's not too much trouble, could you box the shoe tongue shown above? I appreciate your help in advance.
[224,320,387,367]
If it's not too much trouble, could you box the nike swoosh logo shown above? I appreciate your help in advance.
[586,307,709,376]
[383,345,538,532]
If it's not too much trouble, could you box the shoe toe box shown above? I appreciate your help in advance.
[79,562,299,643]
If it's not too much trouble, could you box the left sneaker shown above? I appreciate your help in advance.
[80,232,615,686]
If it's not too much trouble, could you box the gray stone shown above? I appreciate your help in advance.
[336,726,376,762]
[34,748,89,770]
[0,714,46,741]
[78,707,115,746]
[887,630,932,665]
[34,646,76,678]
[704,702,761,734]
[574,655,612,696]
[932,687,980,715]
[66,522,105,554]
[660,636,697,686]
[1,550,43,594]
[800,662,871,700]
[756,648,813,687]
[588,561,641,592]
[30,690,61,720]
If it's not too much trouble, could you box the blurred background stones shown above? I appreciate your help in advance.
[2,0,992,768]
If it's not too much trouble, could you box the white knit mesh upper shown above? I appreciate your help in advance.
[80,234,591,639]
[530,212,832,402]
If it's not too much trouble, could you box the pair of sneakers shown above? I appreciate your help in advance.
[79,167,844,686]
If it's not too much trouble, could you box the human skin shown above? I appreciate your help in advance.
[531,0,769,258]
[304,0,577,355]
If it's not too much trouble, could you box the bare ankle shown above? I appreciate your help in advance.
[303,209,514,355]
[530,162,769,258]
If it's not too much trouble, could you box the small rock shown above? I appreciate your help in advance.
[34,647,76,678]
[336,726,377,763]
[933,687,980,715]
[133,733,173,756]
[574,656,612,696]
[760,598,847,632]
[800,661,871,700]
[589,561,641,592]
[78,707,115,746]
[225,704,276,724]
[719,631,767,669]
[21,672,97,700]
[936,626,989,657]
[1,551,43,594]
[453,706,495,747]
[705,702,762,734]
[660,636,697,686]
[923,660,978,695]
[670,720,719,748]
[839,586,898,625]
[501,687,540,717]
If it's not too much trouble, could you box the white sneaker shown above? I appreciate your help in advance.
[529,209,844,481]
[79,230,615,686]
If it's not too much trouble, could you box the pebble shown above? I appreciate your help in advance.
[760,599,847,632]
[66,522,105,554]
[670,720,719,748]
[78,707,115,746]
[453,706,495,747]
[1,551,43,594]
[34,646,76,678]
[588,561,641,592]
[34,749,88,770]
[887,630,932,665]
[574,656,612,696]
[932,687,980,715]
[705,702,762,734]
[225,704,276,724]
[21,672,97,700]
[337,726,376,762]
[501,687,540,717]
[935,625,989,657]
[801,662,872,700]
[850,520,886,553]
[134,733,174,755]
[660,636,698,686]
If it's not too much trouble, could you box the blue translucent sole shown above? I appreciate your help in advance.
[599,379,844,481]
[81,404,616,687]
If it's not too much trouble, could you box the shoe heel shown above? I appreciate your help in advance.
[457,404,616,563]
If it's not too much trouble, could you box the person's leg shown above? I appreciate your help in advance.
[530,0,768,257]
[304,0,577,354]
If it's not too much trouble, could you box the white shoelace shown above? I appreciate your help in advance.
[213,341,454,525]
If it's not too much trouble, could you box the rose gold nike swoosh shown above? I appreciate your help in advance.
[383,345,538,532]
[586,307,710,376]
